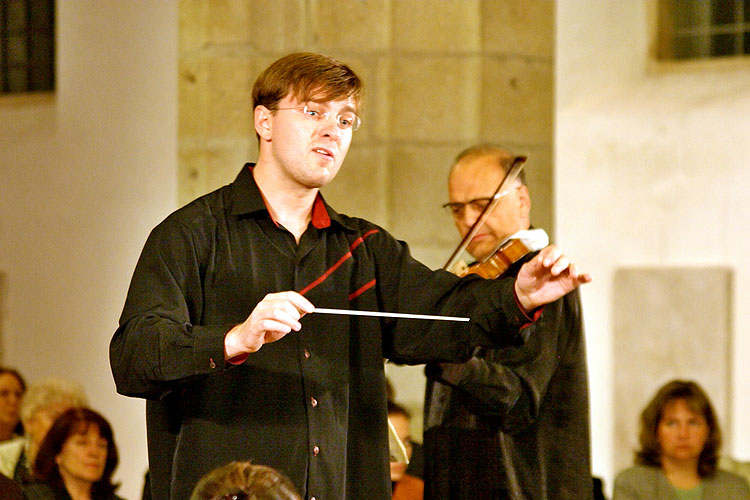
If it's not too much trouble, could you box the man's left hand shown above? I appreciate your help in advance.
[514,244,591,313]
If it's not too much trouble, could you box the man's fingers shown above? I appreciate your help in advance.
[550,255,570,276]
[277,291,315,315]
[540,244,561,267]
[258,317,295,335]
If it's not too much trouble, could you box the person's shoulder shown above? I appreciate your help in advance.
[164,183,232,227]
[144,183,235,248]
[329,213,396,243]
[327,210,380,232]
[613,465,665,499]
[21,482,55,500]
[615,464,661,484]
[0,438,25,477]
[710,468,750,489]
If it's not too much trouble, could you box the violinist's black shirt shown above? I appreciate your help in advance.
[423,254,592,500]
[110,164,532,500]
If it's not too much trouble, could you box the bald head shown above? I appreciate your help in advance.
[449,145,526,186]
[447,145,531,260]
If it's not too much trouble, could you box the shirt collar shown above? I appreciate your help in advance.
[229,163,355,231]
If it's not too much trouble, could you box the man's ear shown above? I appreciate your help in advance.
[517,184,532,223]
[254,105,273,141]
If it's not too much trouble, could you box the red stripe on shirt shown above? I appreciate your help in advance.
[350,229,379,251]
[298,230,380,296]
[299,251,352,296]
[349,279,376,301]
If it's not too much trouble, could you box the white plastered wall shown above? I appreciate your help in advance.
[556,0,750,494]
[0,2,177,498]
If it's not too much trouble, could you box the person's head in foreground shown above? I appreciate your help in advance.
[190,460,302,500]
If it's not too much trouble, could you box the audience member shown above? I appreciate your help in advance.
[190,460,301,500]
[0,368,25,443]
[0,378,87,482]
[23,407,123,500]
[389,400,424,500]
[385,377,424,479]
[613,379,750,500]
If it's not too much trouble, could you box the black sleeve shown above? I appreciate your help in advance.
[109,217,231,400]
[427,290,583,433]
[367,229,531,365]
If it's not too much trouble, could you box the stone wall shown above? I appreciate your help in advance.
[177,0,555,437]
[178,0,554,264]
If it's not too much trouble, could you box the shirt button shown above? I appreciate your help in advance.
[304,349,311,359]
[313,445,320,456]
[310,397,318,407]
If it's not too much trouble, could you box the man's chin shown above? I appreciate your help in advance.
[467,245,493,263]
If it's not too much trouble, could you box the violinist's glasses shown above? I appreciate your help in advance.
[442,185,522,218]
[274,103,361,131]
[442,197,493,218]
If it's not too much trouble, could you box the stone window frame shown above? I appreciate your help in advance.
[654,0,750,61]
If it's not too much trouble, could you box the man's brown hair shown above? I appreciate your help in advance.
[252,52,363,112]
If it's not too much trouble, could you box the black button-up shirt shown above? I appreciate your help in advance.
[423,255,592,500]
[110,164,532,500]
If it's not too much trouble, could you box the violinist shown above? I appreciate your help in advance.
[110,54,590,500]
[423,144,594,500]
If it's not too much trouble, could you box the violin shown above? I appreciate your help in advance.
[443,155,533,279]
[450,237,530,279]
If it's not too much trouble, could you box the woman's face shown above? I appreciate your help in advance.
[55,424,108,486]
[0,373,23,435]
[657,398,709,464]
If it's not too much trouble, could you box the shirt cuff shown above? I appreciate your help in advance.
[227,353,249,365]
[513,287,544,328]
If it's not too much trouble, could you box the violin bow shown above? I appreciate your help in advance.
[309,157,526,324]
[442,155,527,271]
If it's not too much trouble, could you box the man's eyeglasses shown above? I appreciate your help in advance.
[442,197,493,218]
[275,103,361,131]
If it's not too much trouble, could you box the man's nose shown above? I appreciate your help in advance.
[319,116,344,138]
[462,205,484,227]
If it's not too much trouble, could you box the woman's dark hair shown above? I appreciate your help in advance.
[387,400,411,420]
[0,367,26,392]
[33,407,119,496]
[635,379,721,477]
[0,367,26,435]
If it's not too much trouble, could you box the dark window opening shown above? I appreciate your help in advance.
[1,0,55,94]
[658,0,750,61]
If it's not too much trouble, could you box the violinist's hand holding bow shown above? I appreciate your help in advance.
[514,245,591,313]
